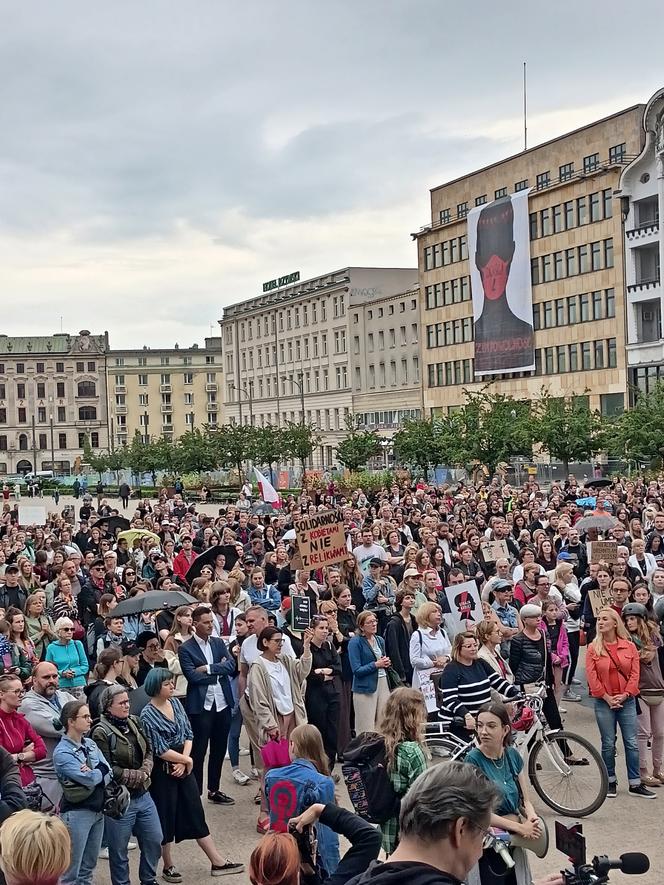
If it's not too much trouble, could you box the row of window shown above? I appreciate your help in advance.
[234,295,347,344]
[533,289,616,329]
[114,355,215,367]
[426,338,618,388]
[114,372,217,386]
[424,276,472,310]
[426,318,474,349]
[355,356,420,390]
[423,235,469,271]
[531,238,614,284]
[359,409,422,429]
[0,380,97,400]
[0,406,98,425]
[224,407,352,433]
[436,144,626,225]
[530,189,613,240]
[0,361,97,375]
[358,299,417,322]
[0,432,101,452]
[360,325,419,353]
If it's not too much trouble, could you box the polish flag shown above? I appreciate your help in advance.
[253,467,282,508]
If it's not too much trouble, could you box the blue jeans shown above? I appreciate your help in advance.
[61,808,105,885]
[594,696,640,785]
[105,791,163,885]
[228,705,242,768]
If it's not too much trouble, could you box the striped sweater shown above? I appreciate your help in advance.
[439,658,519,724]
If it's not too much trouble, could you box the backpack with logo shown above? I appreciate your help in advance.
[341,732,399,824]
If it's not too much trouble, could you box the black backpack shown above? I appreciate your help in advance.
[342,732,399,824]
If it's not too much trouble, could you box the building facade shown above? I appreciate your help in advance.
[0,330,110,476]
[107,337,223,447]
[220,266,418,468]
[415,105,645,418]
[617,88,664,400]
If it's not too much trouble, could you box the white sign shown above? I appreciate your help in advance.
[417,668,441,714]
[444,580,483,635]
[17,504,47,526]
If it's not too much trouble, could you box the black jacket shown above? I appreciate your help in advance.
[347,860,462,885]
[509,630,549,685]
[0,746,26,822]
[384,613,417,684]
[318,804,381,885]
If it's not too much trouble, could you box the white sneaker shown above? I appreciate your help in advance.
[233,769,251,785]
[99,847,110,860]
[239,746,251,756]
[250,767,260,780]
[128,841,137,850]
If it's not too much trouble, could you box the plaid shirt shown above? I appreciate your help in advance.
[380,741,427,855]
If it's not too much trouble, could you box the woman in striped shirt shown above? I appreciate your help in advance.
[439,632,519,740]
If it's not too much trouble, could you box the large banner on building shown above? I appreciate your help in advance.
[468,189,535,375]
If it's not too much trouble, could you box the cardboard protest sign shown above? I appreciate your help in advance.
[480,539,509,563]
[290,595,311,633]
[589,541,618,564]
[293,509,348,569]
[588,587,612,616]
[17,504,47,526]
[444,580,483,634]
[417,668,441,713]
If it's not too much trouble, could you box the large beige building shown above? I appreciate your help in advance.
[415,105,645,418]
[108,337,223,447]
[0,330,111,476]
[220,266,419,468]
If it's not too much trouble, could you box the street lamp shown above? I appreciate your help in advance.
[284,372,306,424]
[230,383,254,426]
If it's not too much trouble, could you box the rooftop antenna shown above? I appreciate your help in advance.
[523,61,528,151]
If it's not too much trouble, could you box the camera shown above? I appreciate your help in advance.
[555,821,649,884]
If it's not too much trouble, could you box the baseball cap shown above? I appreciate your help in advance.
[369,557,384,568]
[403,568,420,578]
[520,604,542,619]
[492,579,513,593]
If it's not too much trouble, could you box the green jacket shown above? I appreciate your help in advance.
[0,644,32,682]
[90,714,153,793]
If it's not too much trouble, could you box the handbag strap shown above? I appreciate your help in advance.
[605,645,631,685]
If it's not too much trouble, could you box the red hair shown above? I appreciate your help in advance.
[249,832,300,885]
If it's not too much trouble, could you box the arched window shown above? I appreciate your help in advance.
[78,407,97,421]
[18,434,28,451]
[77,381,96,397]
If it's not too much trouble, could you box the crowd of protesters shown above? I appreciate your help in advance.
[0,472,663,883]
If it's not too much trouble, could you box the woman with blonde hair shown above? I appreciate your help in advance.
[586,606,647,798]
[409,601,451,717]
[0,808,71,885]
[227,575,251,613]
[475,619,513,683]
[163,606,194,697]
[378,687,428,855]
[265,723,339,874]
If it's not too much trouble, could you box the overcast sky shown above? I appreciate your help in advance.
[1,1,663,348]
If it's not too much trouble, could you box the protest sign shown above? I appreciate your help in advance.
[17,504,47,526]
[588,587,612,616]
[480,539,509,563]
[589,541,618,564]
[290,595,311,633]
[417,668,441,713]
[444,580,483,634]
[293,509,347,569]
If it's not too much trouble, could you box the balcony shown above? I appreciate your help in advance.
[627,277,661,297]
[626,221,659,243]
[159,384,172,394]
[205,383,218,392]
[115,405,127,415]
[115,385,127,394]
[160,404,172,414]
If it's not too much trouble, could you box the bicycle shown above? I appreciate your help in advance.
[424,684,608,817]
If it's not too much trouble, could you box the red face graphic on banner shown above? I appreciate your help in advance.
[479,254,510,300]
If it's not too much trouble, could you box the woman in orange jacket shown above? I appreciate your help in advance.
[586,607,652,799]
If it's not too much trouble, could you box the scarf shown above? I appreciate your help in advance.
[0,635,11,657]
[105,712,131,734]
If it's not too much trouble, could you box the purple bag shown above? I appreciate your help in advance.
[261,738,291,769]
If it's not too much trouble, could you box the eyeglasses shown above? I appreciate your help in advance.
[61,627,74,632]
[77,714,92,721]
[113,699,131,707]
[270,638,285,644]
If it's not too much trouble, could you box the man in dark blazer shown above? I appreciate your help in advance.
[178,606,236,804]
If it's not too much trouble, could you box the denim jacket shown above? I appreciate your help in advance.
[265,758,339,875]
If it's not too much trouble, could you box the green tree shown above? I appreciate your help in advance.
[252,425,288,485]
[106,446,130,485]
[336,415,383,472]
[615,382,664,467]
[393,417,446,477]
[532,388,607,475]
[454,386,533,476]
[175,428,216,474]
[282,421,320,478]
[211,422,257,487]
[82,437,109,481]
[126,431,163,486]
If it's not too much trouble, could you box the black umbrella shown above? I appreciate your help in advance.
[185,544,240,584]
[574,514,619,532]
[93,515,131,536]
[585,478,613,489]
[113,589,197,618]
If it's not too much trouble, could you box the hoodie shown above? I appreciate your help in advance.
[346,860,463,885]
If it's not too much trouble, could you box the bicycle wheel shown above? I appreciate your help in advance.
[425,734,466,762]
[528,730,608,817]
